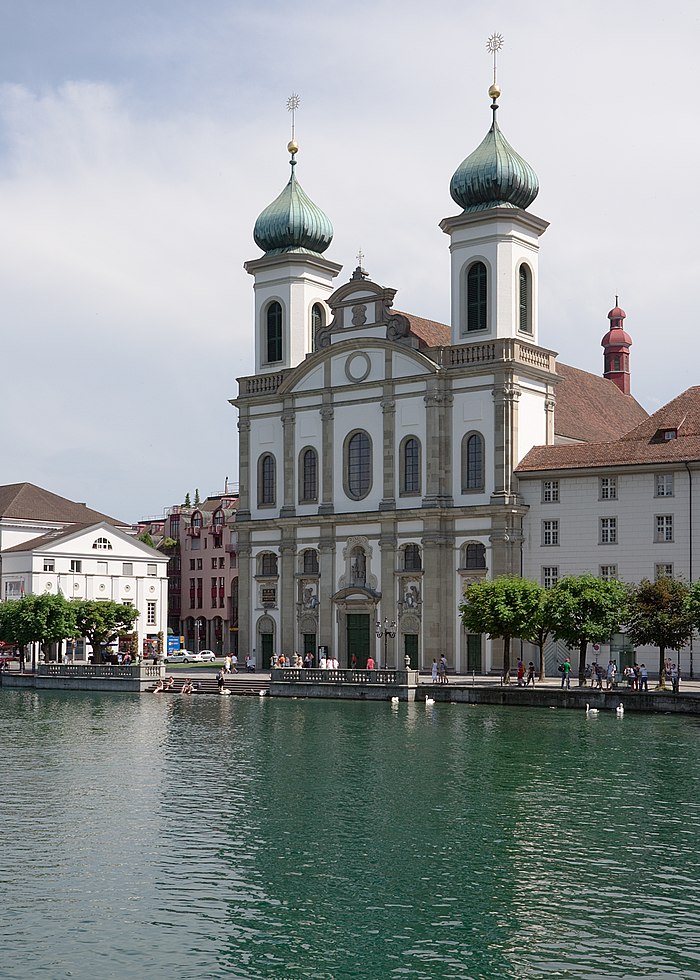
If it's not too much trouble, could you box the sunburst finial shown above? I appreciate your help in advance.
[287,93,300,157]
[486,33,504,102]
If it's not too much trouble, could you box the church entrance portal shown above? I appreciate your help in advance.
[346,614,370,668]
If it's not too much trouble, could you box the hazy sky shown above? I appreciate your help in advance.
[0,1,698,521]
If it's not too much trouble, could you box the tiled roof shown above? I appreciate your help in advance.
[553,363,648,443]
[3,523,95,553]
[517,387,700,473]
[0,483,127,526]
[395,311,451,349]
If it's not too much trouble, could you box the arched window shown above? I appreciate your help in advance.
[466,261,488,332]
[403,544,422,571]
[401,437,421,495]
[212,508,224,529]
[302,549,319,574]
[92,537,112,550]
[462,432,485,492]
[258,454,276,506]
[465,543,486,569]
[518,264,532,333]
[259,552,278,577]
[191,511,202,531]
[266,301,283,363]
[311,303,325,352]
[345,431,372,500]
[300,448,318,502]
[350,547,366,586]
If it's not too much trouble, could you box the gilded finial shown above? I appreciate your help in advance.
[487,33,503,102]
[287,93,300,160]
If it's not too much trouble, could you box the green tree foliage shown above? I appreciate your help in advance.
[183,492,191,508]
[138,531,155,548]
[160,537,177,551]
[628,577,693,679]
[523,587,557,681]
[549,574,627,685]
[460,576,546,682]
[0,594,77,665]
[194,488,201,506]
[73,600,139,663]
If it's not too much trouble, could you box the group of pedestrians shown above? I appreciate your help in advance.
[516,660,537,686]
[430,656,450,683]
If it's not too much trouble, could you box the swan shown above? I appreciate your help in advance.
[585,703,599,715]
[258,690,267,697]
[390,696,399,704]
[425,697,435,706]
[616,703,624,716]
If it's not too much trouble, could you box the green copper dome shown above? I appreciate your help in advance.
[450,105,539,213]
[254,156,333,256]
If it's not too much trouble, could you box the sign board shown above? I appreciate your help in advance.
[167,635,181,653]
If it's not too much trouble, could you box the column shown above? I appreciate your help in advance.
[318,531,335,656]
[279,533,297,656]
[379,522,397,666]
[319,399,334,516]
[237,533,252,658]
[491,377,521,503]
[237,413,252,521]
[280,400,296,518]
[379,385,396,511]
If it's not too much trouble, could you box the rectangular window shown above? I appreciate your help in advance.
[43,559,55,573]
[5,581,23,598]
[600,565,618,581]
[655,515,674,542]
[655,563,674,580]
[70,560,82,573]
[542,520,559,546]
[599,477,617,500]
[147,563,157,576]
[600,517,617,544]
[147,601,157,626]
[212,558,218,569]
[655,474,674,497]
[542,566,558,588]
[196,559,203,570]
[190,559,195,570]
[97,561,108,575]
[219,557,225,569]
[542,480,559,503]
[230,554,237,569]
[122,562,133,576]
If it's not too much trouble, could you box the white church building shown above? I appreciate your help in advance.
[231,81,651,673]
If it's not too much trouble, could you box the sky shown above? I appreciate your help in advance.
[0,0,698,522]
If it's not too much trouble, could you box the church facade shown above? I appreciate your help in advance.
[232,87,646,673]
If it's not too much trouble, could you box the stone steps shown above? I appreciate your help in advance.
[154,674,270,696]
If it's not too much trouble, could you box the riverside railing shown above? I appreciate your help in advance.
[39,663,162,680]
[272,668,417,685]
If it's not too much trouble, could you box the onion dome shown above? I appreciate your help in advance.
[253,141,333,256]
[450,91,539,213]
[602,300,632,347]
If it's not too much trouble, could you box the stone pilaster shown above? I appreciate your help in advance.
[319,401,334,516]
[379,387,396,511]
[491,378,521,504]
[378,523,397,667]
[279,535,296,656]
[318,532,335,656]
[545,394,556,445]
[237,534,252,657]
[280,402,296,518]
[423,382,452,508]
[421,517,455,670]
[237,414,251,521]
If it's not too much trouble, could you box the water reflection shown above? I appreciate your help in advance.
[1,690,699,979]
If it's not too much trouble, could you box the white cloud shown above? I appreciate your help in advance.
[0,0,698,517]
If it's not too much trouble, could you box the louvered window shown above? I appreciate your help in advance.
[518,265,532,333]
[311,303,325,351]
[301,449,318,501]
[402,438,420,494]
[463,433,485,491]
[466,262,487,332]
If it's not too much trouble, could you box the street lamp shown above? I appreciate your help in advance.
[376,618,396,669]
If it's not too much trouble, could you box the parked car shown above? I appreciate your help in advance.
[164,650,191,664]
[187,650,217,663]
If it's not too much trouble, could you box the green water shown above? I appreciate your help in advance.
[1,689,699,979]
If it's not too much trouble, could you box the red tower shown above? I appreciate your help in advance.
[601,299,632,395]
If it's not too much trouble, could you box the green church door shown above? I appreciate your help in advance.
[404,634,418,669]
[261,634,274,668]
[346,614,370,668]
[466,634,482,673]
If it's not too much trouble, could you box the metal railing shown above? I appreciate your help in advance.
[39,664,162,679]
[272,668,417,685]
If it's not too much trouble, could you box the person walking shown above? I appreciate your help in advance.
[606,660,616,690]
[526,661,536,686]
[516,660,525,686]
[440,655,449,684]
[431,658,438,684]
[560,656,571,689]
[671,663,680,693]
[216,667,225,694]
[639,663,649,692]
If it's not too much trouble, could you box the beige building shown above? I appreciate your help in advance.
[232,89,646,672]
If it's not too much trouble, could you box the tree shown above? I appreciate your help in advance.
[160,537,177,551]
[549,574,627,686]
[524,587,557,681]
[0,594,77,667]
[73,600,139,663]
[138,531,155,548]
[184,492,191,507]
[460,576,546,682]
[194,488,201,506]
[628,577,693,680]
